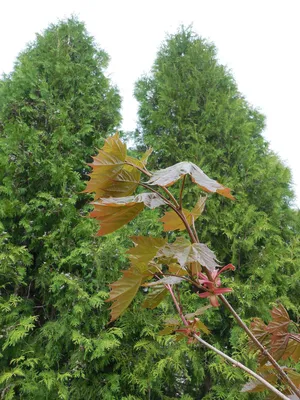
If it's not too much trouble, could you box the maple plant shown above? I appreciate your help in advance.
[85,133,300,400]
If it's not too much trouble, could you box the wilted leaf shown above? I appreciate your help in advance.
[156,237,219,272]
[160,196,206,231]
[147,162,234,200]
[141,286,168,309]
[128,236,167,270]
[107,267,150,322]
[90,193,166,235]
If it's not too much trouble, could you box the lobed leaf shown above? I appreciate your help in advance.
[156,237,219,272]
[107,267,151,322]
[90,193,166,235]
[147,162,234,199]
[266,304,290,334]
[128,236,167,270]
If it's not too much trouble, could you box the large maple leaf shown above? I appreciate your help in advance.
[84,133,152,200]
[147,162,234,199]
[90,193,166,235]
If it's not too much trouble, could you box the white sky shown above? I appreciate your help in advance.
[1,0,299,207]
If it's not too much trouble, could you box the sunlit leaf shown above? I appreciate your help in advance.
[156,237,219,272]
[90,193,166,235]
[147,162,234,199]
[141,286,168,309]
[160,196,207,231]
[107,267,150,322]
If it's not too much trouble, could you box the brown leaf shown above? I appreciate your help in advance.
[266,304,291,334]
[107,267,150,322]
[90,193,166,235]
[147,162,234,199]
[156,237,219,272]
[141,286,168,309]
[283,335,300,362]
[160,196,206,231]
[270,332,289,361]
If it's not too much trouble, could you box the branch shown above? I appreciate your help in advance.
[192,334,291,400]
[167,281,291,400]
[179,175,186,210]
[219,295,300,398]
[165,196,300,398]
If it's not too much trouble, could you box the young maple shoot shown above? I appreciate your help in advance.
[85,133,300,400]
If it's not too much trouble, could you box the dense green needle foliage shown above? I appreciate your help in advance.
[1,19,299,400]
[0,18,124,399]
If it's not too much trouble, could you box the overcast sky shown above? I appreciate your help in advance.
[1,0,299,207]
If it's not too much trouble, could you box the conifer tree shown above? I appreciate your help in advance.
[0,18,123,399]
[134,27,300,398]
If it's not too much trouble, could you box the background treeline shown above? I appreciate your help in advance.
[0,18,299,399]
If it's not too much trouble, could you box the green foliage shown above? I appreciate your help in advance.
[0,17,123,399]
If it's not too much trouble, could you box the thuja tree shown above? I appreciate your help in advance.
[134,27,300,397]
[85,133,300,399]
[0,18,122,398]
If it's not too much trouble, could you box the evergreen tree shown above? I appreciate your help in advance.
[0,18,123,399]
[134,27,300,398]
